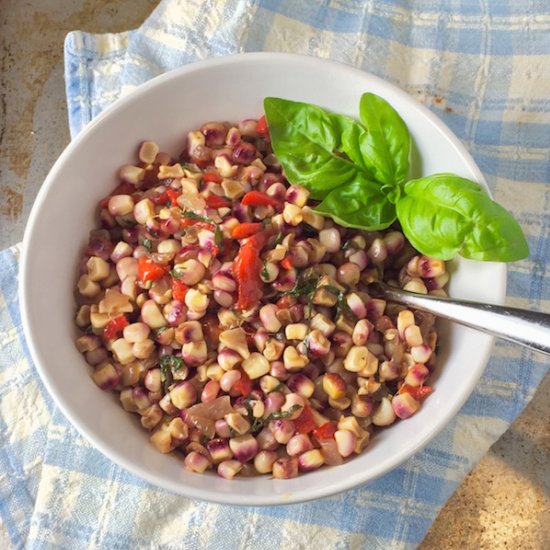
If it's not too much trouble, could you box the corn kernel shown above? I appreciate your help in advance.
[372,397,397,426]
[141,299,167,329]
[133,339,155,359]
[158,164,184,179]
[406,327,424,352]
[312,287,338,307]
[215,156,238,178]
[185,288,209,312]
[285,323,308,340]
[138,141,159,164]
[334,429,356,458]
[266,244,287,262]
[263,338,285,361]
[354,430,371,454]
[322,372,347,400]
[150,428,174,454]
[89,310,110,330]
[297,449,324,472]
[108,194,134,217]
[397,309,415,338]
[403,278,428,294]
[283,346,309,371]
[310,313,336,337]
[241,352,270,380]
[77,274,101,298]
[301,206,324,230]
[259,375,282,394]
[225,412,250,435]
[282,203,303,226]
[110,338,134,365]
[86,256,110,282]
[221,178,247,199]
[75,305,91,327]
[91,362,119,389]
[337,416,362,437]
[343,346,369,373]
[123,322,150,343]
[219,327,250,359]
[328,396,351,410]
[140,404,163,430]
[206,364,224,381]
[119,164,145,185]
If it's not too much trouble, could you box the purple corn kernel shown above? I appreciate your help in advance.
[206,438,233,464]
[232,141,256,165]
[229,434,259,462]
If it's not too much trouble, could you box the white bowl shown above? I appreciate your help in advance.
[20,53,506,505]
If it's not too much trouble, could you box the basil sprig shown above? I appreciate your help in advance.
[264,95,529,262]
[396,174,529,261]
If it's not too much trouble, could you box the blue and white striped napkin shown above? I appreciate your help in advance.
[2,1,550,548]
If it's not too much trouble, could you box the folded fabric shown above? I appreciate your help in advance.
[2,1,550,548]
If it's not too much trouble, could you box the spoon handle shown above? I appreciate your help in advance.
[369,282,550,356]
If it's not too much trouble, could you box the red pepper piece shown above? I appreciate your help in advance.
[312,421,338,440]
[151,188,180,206]
[241,191,282,210]
[256,115,269,137]
[166,188,181,206]
[203,171,223,184]
[280,256,293,270]
[180,218,215,231]
[294,405,317,434]
[231,222,263,240]
[234,370,253,397]
[171,278,189,301]
[234,231,268,310]
[103,315,128,339]
[205,194,231,209]
[137,256,169,283]
[399,384,434,401]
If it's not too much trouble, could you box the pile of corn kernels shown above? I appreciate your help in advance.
[74,117,448,479]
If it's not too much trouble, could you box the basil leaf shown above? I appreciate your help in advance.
[314,179,396,230]
[264,97,373,199]
[329,114,372,174]
[359,93,410,186]
[396,173,529,261]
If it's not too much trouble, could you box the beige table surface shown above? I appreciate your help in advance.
[1,1,548,548]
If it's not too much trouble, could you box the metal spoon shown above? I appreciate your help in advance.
[369,282,550,356]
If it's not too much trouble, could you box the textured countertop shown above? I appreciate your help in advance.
[1,1,548,548]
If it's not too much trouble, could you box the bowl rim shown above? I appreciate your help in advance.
[19,52,506,505]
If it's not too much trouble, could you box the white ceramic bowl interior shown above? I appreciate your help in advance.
[20,53,506,505]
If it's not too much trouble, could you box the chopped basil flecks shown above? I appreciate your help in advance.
[322,285,357,321]
[266,404,302,421]
[280,269,319,298]
[159,354,185,372]
[261,259,269,280]
[181,211,213,223]
[143,238,153,252]
[170,268,186,278]
[214,224,224,251]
